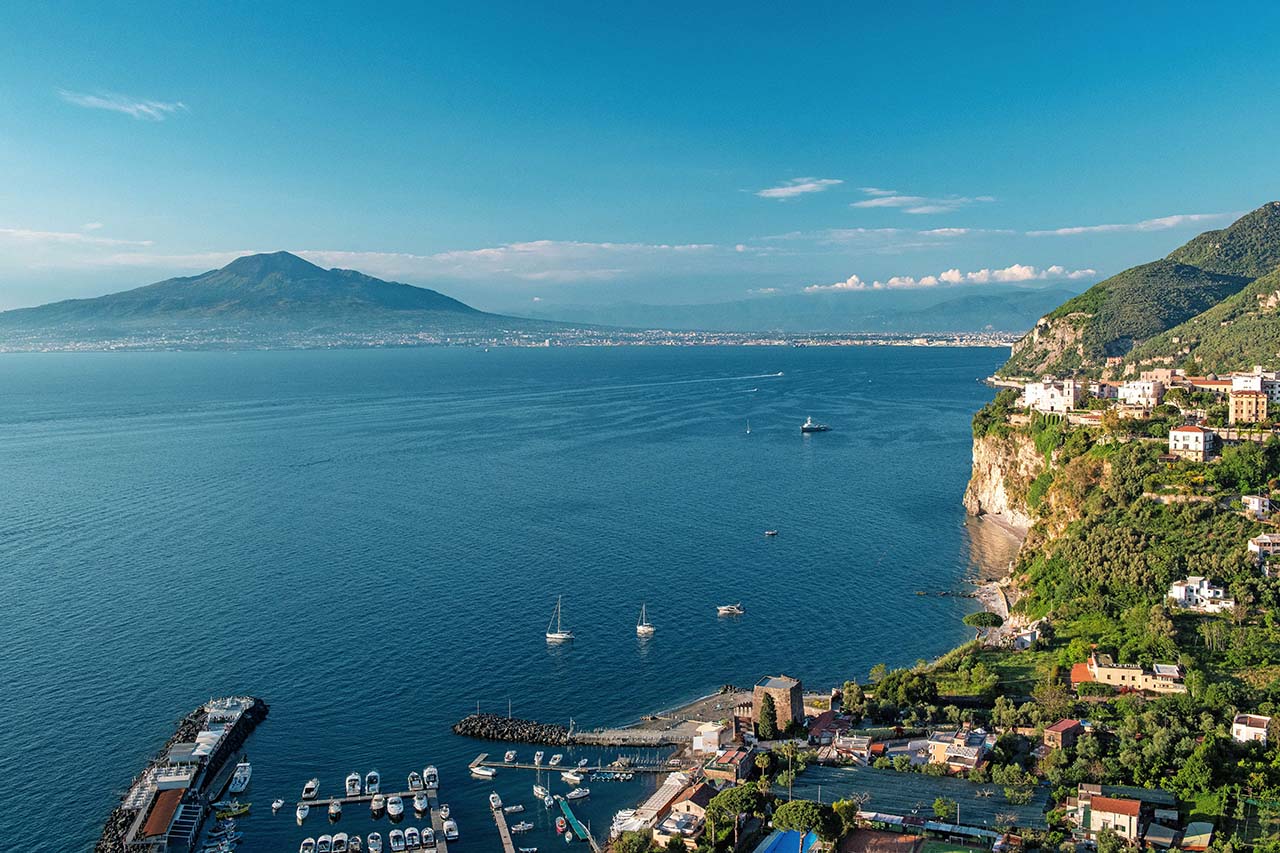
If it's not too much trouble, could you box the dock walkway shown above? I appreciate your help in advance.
[491,804,517,853]
[471,753,669,775]
[558,798,602,851]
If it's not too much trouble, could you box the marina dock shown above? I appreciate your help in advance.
[296,787,450,853]
[558,797,602,851]
[491,803,517,853]
[470,752,671,775]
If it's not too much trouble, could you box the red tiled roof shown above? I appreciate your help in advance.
[1071,663,1094,685]
[1046,719,1081,733]
[1233,390,1267,397]
[142,788,185,838]
[1170,425,1206,433]
[1091,796,1141,817]
[673,783,715,810]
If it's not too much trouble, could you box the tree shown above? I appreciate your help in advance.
[842,680,865,713]
[706,785,764,829]
[614,830,655,853]
[758,693,778,740]
[664,836,687,853]
[773,799,842,842]
[832,795,869,834]
[932,797,957,821]
[1097,828,1125,853]
[869,663,888,683]
[963,611,1005,629]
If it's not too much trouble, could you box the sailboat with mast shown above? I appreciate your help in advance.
[546,595,574,642]
[636,603,655,637]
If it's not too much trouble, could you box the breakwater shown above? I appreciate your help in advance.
[452,713,571,745]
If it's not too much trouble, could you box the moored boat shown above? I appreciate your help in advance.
[317,835,333,853]
[560,770,582,784]
[543,795,554,808]
[407,771,423,791]
[533,751,545,766]
[329,800,342,819]
[351,836,363,852]
[228,760,252,794]
[549,753,563,766]
[504,803,525,813]
[439,804,450,819]
[489,791,503,811]
[297,803,311,822]
[512,821,534,832]
[413,791,429,813]
[404,827,420,849]
[303,778,321,800]
[532,785,549,799]
[470,765,496,778]
[365,770,381,795]
[333,832,349,852]
[442,820,459,841]
[566,787,590,800]
[556,817,567,834]
[423,766,439,790]
[366,832,383,853]
[388,829,405,852]
[504,750,517,763]
[386,795,404,818]
[577,758,589,769]
[370,794,386,816]
[273,798,286,813]
[301,838,317,853]
[346,772,363,797]
[422,827,437,848]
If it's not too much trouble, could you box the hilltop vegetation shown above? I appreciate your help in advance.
[999,202,1280,378]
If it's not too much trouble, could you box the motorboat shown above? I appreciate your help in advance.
[560,770,582,784]
[351,836,363,852]
[329,800,343,819]
[297,803,311,822]
[333,833,349,853]
[423,766,439,790]
[365,770,381,795]
[556,817,567,834]
[303,778,321,800]
[317,836,333,853]
[422,827,437,848]
[545,595,574,642]
[512,821,534,833]
[273,798,286,813]
[346,772,363,797]
[366,832,383,853]
[800,416,830,433]
[439,804,450,819]
[404,827,420,849]
[533,751,545,766]
[370,794,386,815]
[764,529,778,536]
[543,795,554,808]
[442,820,459,841]
[407,771,423,791]
[470,765,496,778]
[550,753,564,766]
[388,829,405,852]
[504,750,517,763]
[636,604,655,637]
[217,802,251,819]
[489,792,503,811]
[413,791,429,813]
[577,759,589,769]
[300,839,317,853]
[518,849,538,853]
[566,787,590,800]
[532,785,550,799]
[386,795,405,818]
[504,803,525,813]
[228,760,252,794]
[717,602,745,616]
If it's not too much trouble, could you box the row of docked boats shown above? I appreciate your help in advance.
[298,822,459,853]
[200,818,242,853]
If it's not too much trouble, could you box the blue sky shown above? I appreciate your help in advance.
[2,1,1279,311]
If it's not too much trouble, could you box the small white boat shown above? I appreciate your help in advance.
[545,595,574,642]
[388,830,405,853]
[512,821,534,833]
[489,792,503,811]
[442,820,459,841]
[532,785,550,799]
[549,754,563,766]
[297,803,311,822]
[543,795,554,808]
[413,792,429,813]
[303,779,321,800]
[346,772,363,797]
[577,759,589,769]
[329,800,343,819]
[365,771,381,795]
[717,602,745,616]
[318,836,333,853]
[636,604,655,637]
[518,848,538,853]
[386,796,404,818]
[407,771,423,791]
[423,827,437,848]
[439,804,450,820]
[566,787,590,800]
[504,750,517,763]
[533,751,545,766]
[228,760,252,794]
[504,804,525,814]
[300,838,317,853]
[423,766,439,790]
[370,794,386,815]
[273,798,285,813]
[351,836,363,853]
[333,832,349,853]
[471,765,496,778]
[367,832,383,853]
[764,529,778,537]
[560,770,582,784]
[404,827,420,849]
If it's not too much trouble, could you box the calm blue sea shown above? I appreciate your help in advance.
[0,345,1005,852]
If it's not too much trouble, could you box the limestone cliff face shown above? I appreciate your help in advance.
[963,431,1045,532]
[999,312,1090,378]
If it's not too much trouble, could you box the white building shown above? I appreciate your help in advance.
[1089,381,1120,400]
[691,722,727,754]
[1248,534,1280,574]
[1233,713,1272,744]
[1023,377,1082,414]
[1119,379,1164,408]
[1230,368,1280,403]
[1167,576,1235,613]
[1244,495,1271,519]
[1168,425,1212,461]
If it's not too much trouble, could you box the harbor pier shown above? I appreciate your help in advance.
[491,803,518,853]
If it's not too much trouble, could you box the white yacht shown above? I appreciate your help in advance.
[800,416,831,433]
[442,820,459,841]
[549,754,563,766]
[533,751,545,766]
[412,792,429,813]
[636,603,655,636]
[329,800,342,819]
[560,770,583,784]
[333,833,349,853]
[317,836,333,853]
[366,832,383,853]
[532,785,549,799]
[543,794,554,808]
[717,602,745,616]
[300,839,317,853]
[302,778,321,800]
[388,830,405,853]
[422,827,437,848]
[504,750,517,763]
[228,760,252,793]
[365,770,381,795]
[297,803,311,822]
[470,765,496,778]
[423,766,439,790]
[504,804,524,814]
[439,804,450,819]
[386,796,404,818]
[545,595,574,642]
[346,772,363,797]
[273,798,285,813]
[351,836,363,852]
[404,827,420,849]
[565,787,590,800]
[511,821,534,833]
[577,759,589,769]
[370,794,386,815]
[489,792,503,811]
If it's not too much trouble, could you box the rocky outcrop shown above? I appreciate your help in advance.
[452,713,571,745]
[1000,311,1090,378]
[963,431,1045,532]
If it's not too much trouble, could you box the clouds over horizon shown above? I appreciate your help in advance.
[803,263,1096,293]
[57,89,188,120]
[850,187,996,215]
[755,177,843,200]
[1027,212,1234,237]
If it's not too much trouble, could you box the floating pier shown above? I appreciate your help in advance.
[470,753,670,775]
[558,797,602,851]
[491,802,518,853]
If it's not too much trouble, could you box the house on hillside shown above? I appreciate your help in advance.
[925,728,996,773]
[1119,379,1164,408]
[1244,494,1272,519]
[1167,576,1235,613]
[1248,534,1280,575]
[1229,389,1268,424]
[1023,378,1082,413]
[1044,719,1084,750]
[1073,653,1186,694]
[1232,713,1272,745]
[1068,783,1177,844]
[1168,425,1213,461]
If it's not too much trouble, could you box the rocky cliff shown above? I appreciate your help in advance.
[963,431,1045,532]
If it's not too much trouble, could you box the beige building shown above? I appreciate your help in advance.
[1077,653,1186,694]
[1168,425,1212,461]
[753,674,803,733]
[1229,389,1268,424]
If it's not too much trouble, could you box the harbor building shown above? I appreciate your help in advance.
[753,674,804,732]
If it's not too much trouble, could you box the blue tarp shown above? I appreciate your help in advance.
[754,830,820,853]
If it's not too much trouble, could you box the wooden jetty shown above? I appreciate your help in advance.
[295,786,450,853]
[491,802,517,853]
[470,753,669,775]
[558,797,602,852]
[427,788,449,853]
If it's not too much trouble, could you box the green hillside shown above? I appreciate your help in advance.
[998,202,1280,377]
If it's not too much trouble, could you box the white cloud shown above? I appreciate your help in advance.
[755,177,843,200]
[532,296,542,302]
[850,188,995,215]
[58,89,188,120]
[0,226,152,247]
[748,287,780,295]
[82,222,104,231]
[1026,212,1233,237]
[804,262,1095,292]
